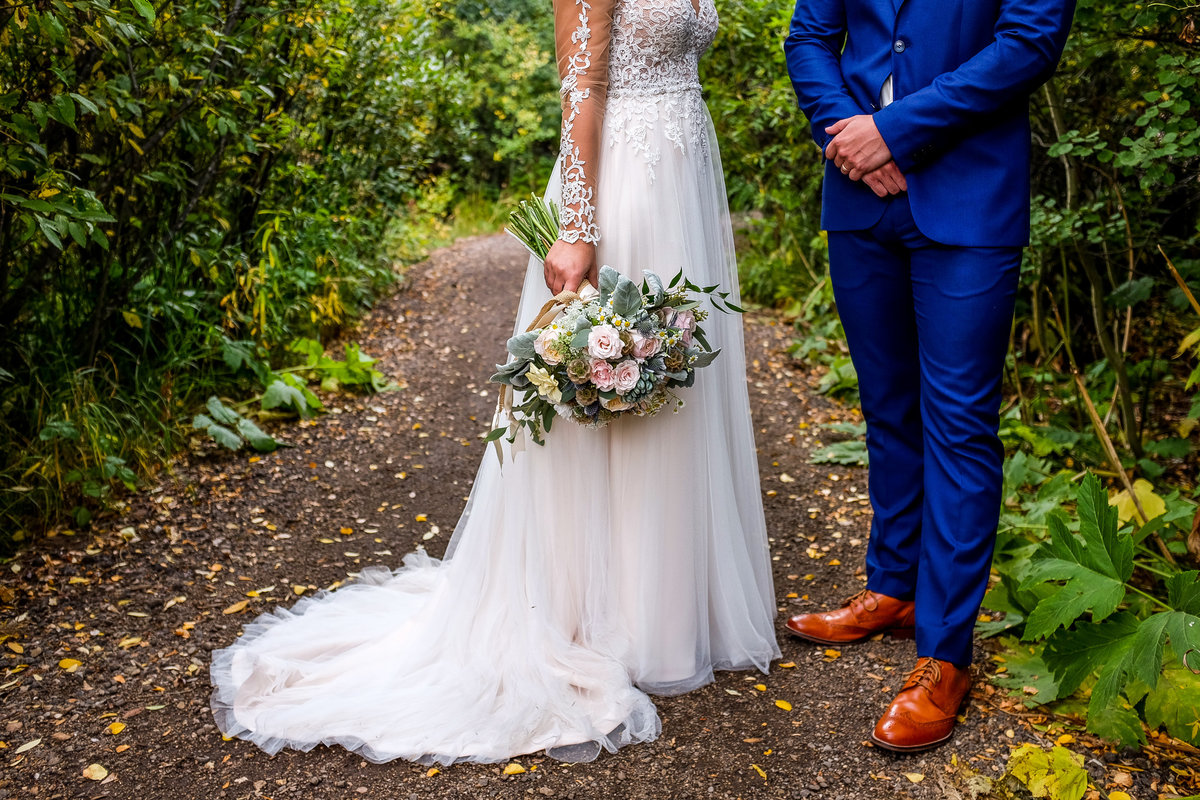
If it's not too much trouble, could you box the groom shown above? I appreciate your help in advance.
[783,0,1075,751]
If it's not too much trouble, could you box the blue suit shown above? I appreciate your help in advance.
[784,0,1074,665]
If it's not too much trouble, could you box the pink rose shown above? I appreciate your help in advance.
[589,359,617,391]
[614,360,640,394]
[587,325,623,360]
[629,331,661,360]
[670,310,696,346]
[534,328,563,365]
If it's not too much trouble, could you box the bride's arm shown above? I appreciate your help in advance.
[543,0,614,294]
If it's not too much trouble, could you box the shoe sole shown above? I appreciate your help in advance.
[785,626,916,646]
[869,730,954,753]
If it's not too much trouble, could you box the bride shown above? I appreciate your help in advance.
[210,0,779,764]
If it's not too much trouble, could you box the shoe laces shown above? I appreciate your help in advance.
[906,657,942,691]
[844,589,879,613]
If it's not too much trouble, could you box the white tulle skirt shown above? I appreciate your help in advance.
[210,91,780,765]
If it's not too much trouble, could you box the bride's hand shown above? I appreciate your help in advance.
[543,239,600,295]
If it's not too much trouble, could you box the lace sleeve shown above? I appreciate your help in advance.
[553,0,614,244]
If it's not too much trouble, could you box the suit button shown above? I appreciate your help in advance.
[893,39,906,53]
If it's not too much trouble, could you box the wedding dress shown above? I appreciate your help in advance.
[210,0,779,764]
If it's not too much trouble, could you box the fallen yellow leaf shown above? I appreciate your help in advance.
[778,662,796,668]
[106,722,126,735]
[115,744,130,753]
[775,700,792,711]
[415,514,428,522]
[82,764,108,781]
[293,585,307,595]
[339,527,353,535]
[824,649,841,659]
[785,592,799,599]
[502,763,526,775]
[425,768,440,777]
[222,600,248,615]
[1056,733,1075,745]
[7,642,23,654]
[751,764,767,779]
[904,773,925,783]
[118,636,141,649]
[59,658,82,672]
[754,684,767,692]
[1109,793,1131,800]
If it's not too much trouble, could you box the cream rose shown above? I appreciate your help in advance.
[587,324,624,360]
[534,328,564,365]
[614,360,640,394]
[601,395,634,412]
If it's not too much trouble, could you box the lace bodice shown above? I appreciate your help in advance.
[608,0,717,99]
[552,0,717,243]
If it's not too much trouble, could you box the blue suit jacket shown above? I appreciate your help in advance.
[784,0,1075,247]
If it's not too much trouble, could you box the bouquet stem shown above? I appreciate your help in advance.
[505,195,560,261]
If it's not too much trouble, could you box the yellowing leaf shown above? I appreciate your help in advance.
[59,658,82,672]
[121,310,142,329]
[785,592,798,599]
[754,684,767,692]
[106,722,126,735]
[1109,793,1131,800]
[774,700,792,711]
[778,662,796,668]
[1109,478,1166,525]
[415,514,428,522]
[293,585,307,595]
[339,527,353,535]
[904,773,925,783]
[118,636,141,649]
[425,768,440,777]
[223,600,248,615]
[115,744,130,753]
[1056,734,1075,745]
[82,764,109,781]
[751,764,767,780]
[824,649,842,659]
[502,763,526,775]
[7,642,23,654]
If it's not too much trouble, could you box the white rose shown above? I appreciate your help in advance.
[587,324,624,360]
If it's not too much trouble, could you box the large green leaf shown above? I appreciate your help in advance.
[236,418,278,453]
[1044,611,1139,696]
[1087,706,1146,747]
[205,395,241,426]
[261,380,309,415]
[1145,654,1200,745]
[1167,571,1200,615]
[990,638,1062,706]
[1021,475,1132,640]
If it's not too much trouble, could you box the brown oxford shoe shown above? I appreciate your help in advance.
[871,657,972,752]
[784,589,916,645]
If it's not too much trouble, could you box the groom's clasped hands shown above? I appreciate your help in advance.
[824,115,908,199]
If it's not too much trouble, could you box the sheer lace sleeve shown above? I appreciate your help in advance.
[553,0,614,244]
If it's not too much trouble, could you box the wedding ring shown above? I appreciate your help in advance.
[840,164,850,173]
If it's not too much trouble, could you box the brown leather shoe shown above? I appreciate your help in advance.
[784,589,916,645]
[871,657,972,752]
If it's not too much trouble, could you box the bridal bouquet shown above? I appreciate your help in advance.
[489,198,742,449]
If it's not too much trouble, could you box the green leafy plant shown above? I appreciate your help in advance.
[192,397,282,453]
[988,473,1200,746]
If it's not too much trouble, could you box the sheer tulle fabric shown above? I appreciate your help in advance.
[210,92,778,765]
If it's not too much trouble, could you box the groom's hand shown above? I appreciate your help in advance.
[862,162,908,198]
[825,116,894,181]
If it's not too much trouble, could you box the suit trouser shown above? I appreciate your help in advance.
[827,193,1021,667]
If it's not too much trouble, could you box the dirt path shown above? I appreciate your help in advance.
[0,235,1073,799]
